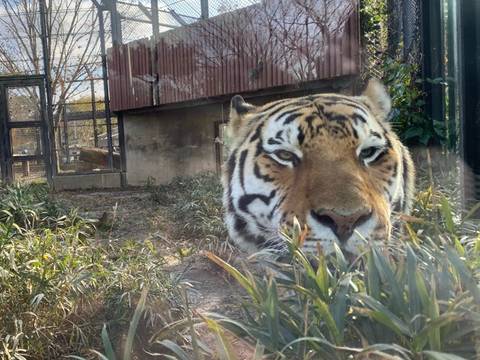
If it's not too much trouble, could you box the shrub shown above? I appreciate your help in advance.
[0,184,180,359]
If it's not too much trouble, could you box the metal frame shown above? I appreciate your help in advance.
[0,75,53,183]
[459,0,480,209]
[422,0,445,133]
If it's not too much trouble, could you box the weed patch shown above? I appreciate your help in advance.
[151,172,227,243]
[0,184,181,359]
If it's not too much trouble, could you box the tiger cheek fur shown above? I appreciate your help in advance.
[223,79,415,257]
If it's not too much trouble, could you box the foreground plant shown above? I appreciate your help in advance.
[201,220,480,360]
[0,184,180,359]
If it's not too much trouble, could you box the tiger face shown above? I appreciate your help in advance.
[223,79,415,257]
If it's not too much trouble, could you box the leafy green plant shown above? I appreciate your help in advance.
[381,59,446,147]
[203,229,479,359]
[0,182,61,229]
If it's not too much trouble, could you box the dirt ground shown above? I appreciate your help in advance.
[56,188,244,314]
[56,188,256,358]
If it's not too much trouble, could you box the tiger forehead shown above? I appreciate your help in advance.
[251,95,375,146]
[255,94,371,125]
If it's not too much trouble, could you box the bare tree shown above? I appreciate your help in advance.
[0,0,99,121]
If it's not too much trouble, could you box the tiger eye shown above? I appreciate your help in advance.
[359,146,378,160]
[275,150,295,161]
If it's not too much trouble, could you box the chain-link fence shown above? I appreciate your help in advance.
[361,0,422,79]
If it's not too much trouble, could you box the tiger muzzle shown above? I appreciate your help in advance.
[310,208,373,243]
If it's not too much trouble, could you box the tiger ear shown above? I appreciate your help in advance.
[229,95,256,135]
[361,79,392,121]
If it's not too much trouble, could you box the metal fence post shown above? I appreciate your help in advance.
[93,0,115,169]
[422,0,445,140]
[39,0,56,181]
[90,78,99,148]
[201,0,209,19]
[459,0,480,211]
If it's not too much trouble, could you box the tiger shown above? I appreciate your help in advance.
[222,79,415,258]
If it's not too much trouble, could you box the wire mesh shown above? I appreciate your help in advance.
[117,0,258,44]
[361,0,422,79]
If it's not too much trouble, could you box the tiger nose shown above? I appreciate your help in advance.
[310,208,372,243]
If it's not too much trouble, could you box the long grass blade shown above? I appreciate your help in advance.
[156,339,192,360]
[205,252,259,302]
[101,324,117,360]
[123,287,149,360]
[422,350,468,360]
[200,314,239,360]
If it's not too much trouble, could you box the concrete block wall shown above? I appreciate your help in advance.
[123,103,225,185]
[52,172,122,190]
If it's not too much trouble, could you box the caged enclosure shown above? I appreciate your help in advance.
[0,0,479,359]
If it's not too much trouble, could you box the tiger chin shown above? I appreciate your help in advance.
[222,79,415,259]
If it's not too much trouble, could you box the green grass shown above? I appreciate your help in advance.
[205,236,479,359]
[0,183,181,359]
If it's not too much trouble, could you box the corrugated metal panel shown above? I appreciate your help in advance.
[108,5,361,112]
[107,40,153,111]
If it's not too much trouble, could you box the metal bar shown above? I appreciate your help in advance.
[169,9,188,26]
[119,14,177,28]
[90,78,99,147]
[137,3,152,20]
[37,79,53,180]
[39,0,55,182]
[7,121,43,128]
[12,155,46,162]
[0,75,45,84]
[62,102,70,164]
[63,100,105,106]
[91,0,104,10]
[151,0,159,106]
[200,0,209,19]
[446,0,458,150]
[96,5,115,169]
[64,110,107,121]
[108,0,123,46]
[151,0,159,37]
[0,85,8,181]
[422,0,445,141]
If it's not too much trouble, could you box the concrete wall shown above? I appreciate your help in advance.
[124,103,225,185]
[53,172,122,191]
